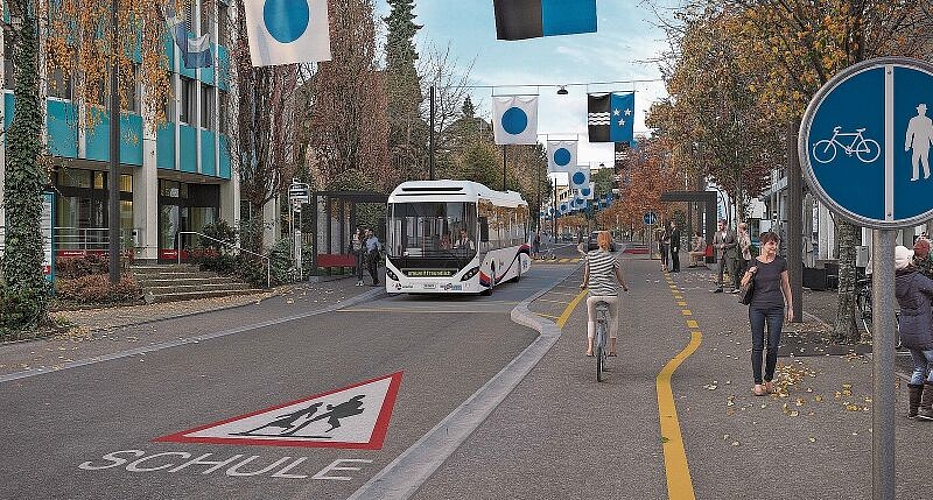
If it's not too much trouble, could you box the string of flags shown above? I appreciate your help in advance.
[160,4,212,69]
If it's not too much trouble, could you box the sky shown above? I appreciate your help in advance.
[375,0,677,170]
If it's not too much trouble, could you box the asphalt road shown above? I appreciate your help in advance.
[0,254,577,500]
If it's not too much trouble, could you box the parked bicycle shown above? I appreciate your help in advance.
[593,300,611,382]
[856,276,903,349]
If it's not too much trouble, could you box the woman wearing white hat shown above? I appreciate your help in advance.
[893,245,933,420]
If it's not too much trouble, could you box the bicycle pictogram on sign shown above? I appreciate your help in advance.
[811,126,881,164]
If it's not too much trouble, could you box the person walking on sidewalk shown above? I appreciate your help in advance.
[580,231,629,358]
[364,229,382,286]
[657,225,670,272]
[350,227,365,286]
[893,245,933,420]
[740,231,793,396]
[712,219,738,293]
[669,221,681,272]
[736,222,752,285]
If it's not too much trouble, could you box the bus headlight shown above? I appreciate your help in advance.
[385,268,399,281]
[460,266,480,281]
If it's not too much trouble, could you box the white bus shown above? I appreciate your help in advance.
[384,180,531,294]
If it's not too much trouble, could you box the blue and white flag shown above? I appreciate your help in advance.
[160,5,212,69]
[493,95,538,145]
[579,182,595,200]
[610,92,635,145]
[547,140,577,172]
[244,0,332,67]
[568,165,590,191]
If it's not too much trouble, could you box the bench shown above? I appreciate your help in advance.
[317,253,358,274]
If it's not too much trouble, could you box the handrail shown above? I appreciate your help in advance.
[176,231,271,289]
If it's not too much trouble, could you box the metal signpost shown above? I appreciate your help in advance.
[800,57,933,500]
[289,181,310,281]
[644,211,658,258]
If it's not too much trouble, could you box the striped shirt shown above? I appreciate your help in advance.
[586,250,621,296]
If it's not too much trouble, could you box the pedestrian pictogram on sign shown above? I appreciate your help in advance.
[153,372,403,450]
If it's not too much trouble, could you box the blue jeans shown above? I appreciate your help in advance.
[749,304,785,384]
[908,348,933,385]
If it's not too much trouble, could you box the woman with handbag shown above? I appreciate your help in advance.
[740,231,793,396]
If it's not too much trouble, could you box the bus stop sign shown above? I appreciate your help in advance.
[800,57,933,229]
[643,211,657,225]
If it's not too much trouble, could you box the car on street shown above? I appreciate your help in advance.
[586,231,617,252]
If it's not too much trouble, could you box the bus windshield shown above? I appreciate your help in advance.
[387,202,477,260]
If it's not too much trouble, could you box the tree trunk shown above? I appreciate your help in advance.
[832,220,860,343]
[1,1,49,331]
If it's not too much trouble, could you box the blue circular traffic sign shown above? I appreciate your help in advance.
[643,211,657,225]
[800,57,933,228]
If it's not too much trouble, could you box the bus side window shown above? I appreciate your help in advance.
[479,217,489,243]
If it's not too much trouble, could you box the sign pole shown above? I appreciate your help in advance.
[871,231,896,500]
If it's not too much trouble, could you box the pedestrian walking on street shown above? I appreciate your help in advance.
[712,218,738,293]
[364,229,382,286]
[740,231,793,396]
[912,237,933,280]
[893,245,933,420]
[669,221,681,272]
[657,225,670,272]
[736,222,752,286]
[580,231,629,358]
[351,227,365,286]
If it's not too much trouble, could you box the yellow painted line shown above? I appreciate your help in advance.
[657,330,703,500]
[341,309,494,314]
[681,310,692,316]
[677,301,687,306]
[536,313,561,320]
[556,289,588,329]
[549,291,584,298]
[686,320,698,328]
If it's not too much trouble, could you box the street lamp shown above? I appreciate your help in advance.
[556,85,568,95]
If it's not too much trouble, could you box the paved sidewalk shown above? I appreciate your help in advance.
[0,274,383,378]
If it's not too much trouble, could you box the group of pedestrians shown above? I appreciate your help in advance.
[656,221,682,273]
[350,227,383,287]
[894,236,933,421]
[711,218,753,294]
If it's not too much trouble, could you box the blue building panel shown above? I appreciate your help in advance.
[85,113,110,162]
[120,114,144,166]
[217,45,230,91]
[199,45,216,85]
[164,35,175,69]
[46,100,79,158]
[178,124,197,172]
[200,129,217,176]
[219,134,231,179]
[156,123,176,170]
[3,93,14,132]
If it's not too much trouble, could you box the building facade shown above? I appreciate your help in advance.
[0,0,239,264]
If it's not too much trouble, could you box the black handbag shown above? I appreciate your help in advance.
[738,276,755,305]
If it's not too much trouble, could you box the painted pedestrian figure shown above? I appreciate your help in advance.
[906,103,933,181]
[235,402,324,436]
[283,394,366,435]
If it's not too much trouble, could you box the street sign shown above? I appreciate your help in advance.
[643,211,657,225]
[289,181,310,204]
[155,372,403,450]
[800,57,933,228]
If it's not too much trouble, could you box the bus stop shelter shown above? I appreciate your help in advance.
[310,190,388,271]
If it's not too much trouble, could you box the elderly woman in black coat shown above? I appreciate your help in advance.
[894,245,933,420]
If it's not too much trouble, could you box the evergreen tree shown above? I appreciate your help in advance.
[384,0,427,184]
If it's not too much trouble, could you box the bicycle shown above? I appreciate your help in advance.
[811,126,881,164]
[594,300,611,382]
[856,276,902,349]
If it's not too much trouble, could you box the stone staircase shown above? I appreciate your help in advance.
[131,264,266,303]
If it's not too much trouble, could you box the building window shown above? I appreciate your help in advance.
[201,83,214,130]
[48,67,72,99]
[179,76,196,125]
[59,168,92,188]
[93,171,106,190]
[122,64,139,113]
[218,90,227,134]
[120,174,133,193]
[217,2,229,47]
[4,31,14,90]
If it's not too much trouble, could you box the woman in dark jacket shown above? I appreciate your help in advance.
[893,245,933,420]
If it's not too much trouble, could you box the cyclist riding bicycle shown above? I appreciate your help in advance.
[580,231,629,357]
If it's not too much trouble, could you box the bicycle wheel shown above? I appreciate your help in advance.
[812,140,837,164]
[856,139,881,163]
[595,322,606,382]
[856,291,872,335]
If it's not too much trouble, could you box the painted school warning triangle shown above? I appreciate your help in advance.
[154,372,403,450]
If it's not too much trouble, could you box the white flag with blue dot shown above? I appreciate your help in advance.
[547,140,577,172]
[568,165,590,191]
[493,95,539,145]
[244,0,332,67]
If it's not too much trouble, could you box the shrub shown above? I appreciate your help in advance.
[55,275,143,304]
[0,286,49,336]
[55,253,131,280]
